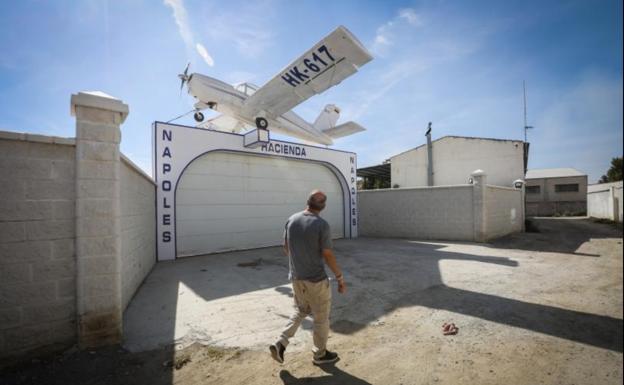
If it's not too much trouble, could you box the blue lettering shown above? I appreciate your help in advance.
[163,163,171,174]
[163,180,171,191]
[163,147,172,158]
[163,197,171,208]
[281,73,299,87]
[289,66,309,82]
[163,231,171,242]
[163,214,171,225]
[162,130,172,141]
[260,142,307,157]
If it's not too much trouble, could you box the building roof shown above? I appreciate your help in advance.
[525,168,586,179]
[390,135,524,159]
[587,180,623,193]
[356,163,391,179]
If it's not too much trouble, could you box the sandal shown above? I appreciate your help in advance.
[442,322,458,335]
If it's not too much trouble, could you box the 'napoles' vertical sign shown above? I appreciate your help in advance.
[154,126,175,260]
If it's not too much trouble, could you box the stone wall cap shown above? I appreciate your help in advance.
[471,169,486,177]
[0,129,76,145]
[71,91,129,123]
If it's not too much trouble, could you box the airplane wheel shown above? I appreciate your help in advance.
[194,112,204,122]
[255,117,268,129]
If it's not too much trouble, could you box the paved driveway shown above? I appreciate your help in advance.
[124,218,622,357]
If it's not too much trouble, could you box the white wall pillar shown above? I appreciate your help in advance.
[471,170,487,242]
[71,91,128,348]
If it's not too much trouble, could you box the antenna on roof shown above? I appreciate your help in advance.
[523,80,534,143]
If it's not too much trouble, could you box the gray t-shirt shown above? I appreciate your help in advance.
[284,211,333,282]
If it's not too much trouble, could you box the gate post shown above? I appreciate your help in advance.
[471,170,487,242]
[71,91,128,347]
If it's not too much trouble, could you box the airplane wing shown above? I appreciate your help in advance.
[241,26,373,119]
[198,114,246,133]
[322,121,366,139]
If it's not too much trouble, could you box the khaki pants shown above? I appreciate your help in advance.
[278,279,331,357]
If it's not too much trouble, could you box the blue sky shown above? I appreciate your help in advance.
[0,0,622,182]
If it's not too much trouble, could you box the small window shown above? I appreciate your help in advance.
[526,185,540,194]
[555,184,579,193]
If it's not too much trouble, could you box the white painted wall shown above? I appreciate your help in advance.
[358,185,475,241]
[176,152,344,256]
[587,181,623,222]
[358,179,524,242]
[391,137,525,188]
[485,186,523,239]
[120,157,156,311]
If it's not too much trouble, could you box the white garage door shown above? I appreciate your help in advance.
[176,152,345,257]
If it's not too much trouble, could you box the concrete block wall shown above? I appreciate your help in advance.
[1,91,157,362]
[358,171,524,242]
[0,132,77,360]
[485,186,523,240]
[120,156,156,310]
[358,185,475,241]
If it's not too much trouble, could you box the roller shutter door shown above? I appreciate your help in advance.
[176,152,344,257]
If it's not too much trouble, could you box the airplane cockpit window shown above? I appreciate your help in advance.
[235,83,259,96]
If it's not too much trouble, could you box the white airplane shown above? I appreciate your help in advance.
[178,26,373,146]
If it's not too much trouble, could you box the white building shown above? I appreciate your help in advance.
[390,136,527,188]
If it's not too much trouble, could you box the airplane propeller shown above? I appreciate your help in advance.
[178,62,191,92]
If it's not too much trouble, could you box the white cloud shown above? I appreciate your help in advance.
[164,0,193,46]
[371,8,422,55]
[195,43,214,67]
[399,8,422,26]
[164,0,215,66]
[203,0,276,58]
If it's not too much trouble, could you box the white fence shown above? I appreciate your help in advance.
[587,181,623,222]
[358,172,524,242]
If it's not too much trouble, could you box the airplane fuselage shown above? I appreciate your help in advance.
[187,73,334,145]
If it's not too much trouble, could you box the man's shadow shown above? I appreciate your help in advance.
[280,363,372,385]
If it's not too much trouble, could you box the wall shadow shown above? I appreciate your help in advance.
[326,238,622,352]
[489,217,622,255]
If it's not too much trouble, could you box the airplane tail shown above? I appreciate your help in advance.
[313,104,366,139]
[322,121,366,139]
[313,104,341,132]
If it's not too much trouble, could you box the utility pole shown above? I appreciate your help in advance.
[523,80,533,143]
[522,81,534,178]
[425,122,433,187]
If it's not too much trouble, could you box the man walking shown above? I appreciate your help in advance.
[270,190,346,365]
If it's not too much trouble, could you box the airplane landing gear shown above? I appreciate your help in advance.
[255,117,268,130]
[194,111,205,122]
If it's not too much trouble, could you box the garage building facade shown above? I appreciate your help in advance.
[154,122,358,261]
